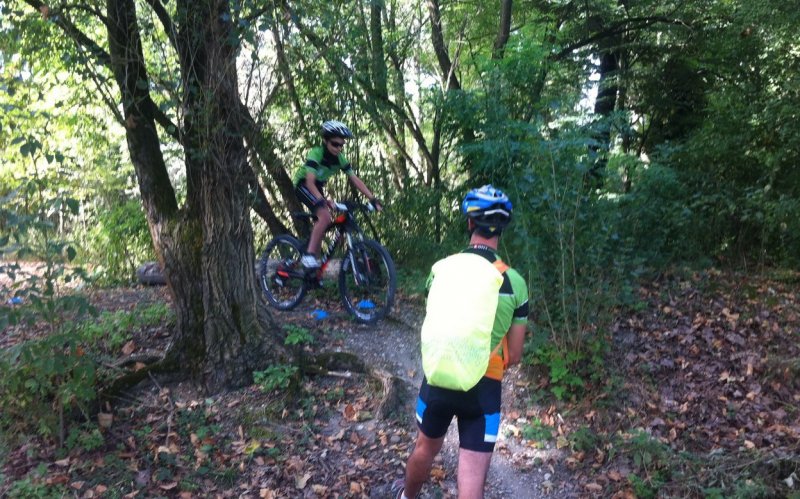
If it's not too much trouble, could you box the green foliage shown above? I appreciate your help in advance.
[0,331,97,441]
[87,199,154,284]
[283,324,314,346]
[253,365,298,393]
[65,422,105,452]
[520,418,554,444]
[381,183,463,268]
[5,476,67,499]
[623,430,673,498]
[568,425,602,453]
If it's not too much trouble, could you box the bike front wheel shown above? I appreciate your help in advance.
[258,235,307,310]
[338,239,396,324]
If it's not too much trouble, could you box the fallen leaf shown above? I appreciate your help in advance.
[70,481,84,490]
[159,482,178,490]
[97,412,113,428]
[608,470,623,482]
[55,458,70,467]
[349,482,363,494]
[343,404,357,421]
[295,472,311,489]
[585,482,603,492]
[122,340,136,355]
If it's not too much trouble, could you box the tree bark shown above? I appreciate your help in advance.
[427,0,460,90]
[105,0,282,392]
[492,0,513,60]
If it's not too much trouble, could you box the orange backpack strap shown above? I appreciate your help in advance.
[485,259,510,381]
[493,259,509,274]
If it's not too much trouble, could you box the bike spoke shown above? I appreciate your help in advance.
[339,240,396,323]
[259,235,307,310]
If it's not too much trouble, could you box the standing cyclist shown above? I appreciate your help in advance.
[390,185,529,499]
[293,120,382,270]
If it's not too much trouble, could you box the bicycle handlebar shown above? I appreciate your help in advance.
[333,200,379,213]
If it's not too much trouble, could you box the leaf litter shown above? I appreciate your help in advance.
[1,269,798,497]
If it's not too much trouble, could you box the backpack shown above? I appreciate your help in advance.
[420,252,509,391]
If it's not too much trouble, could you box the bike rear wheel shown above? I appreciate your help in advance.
[338,239,396,323]
[258,235,307,310]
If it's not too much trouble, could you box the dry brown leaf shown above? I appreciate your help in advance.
[159,482,178,490]
[97,412,113,428]
[295,472,311,489]
[350,482,363,494]
[343,403,357,421]
[608,470,623,482]
[121,340,136,355]
[430,467,446,480]
[585,482,603,492]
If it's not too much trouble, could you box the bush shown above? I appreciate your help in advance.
[85,198,154,284]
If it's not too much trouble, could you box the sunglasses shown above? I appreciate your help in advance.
[329,141,345,148]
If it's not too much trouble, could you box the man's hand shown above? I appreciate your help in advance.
[369,198,383,212]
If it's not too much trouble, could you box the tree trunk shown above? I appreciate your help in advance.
[492,0,513,60]
[427,0,460,91]
[107,0,282,393]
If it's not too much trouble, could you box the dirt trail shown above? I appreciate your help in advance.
[321,299,575,498]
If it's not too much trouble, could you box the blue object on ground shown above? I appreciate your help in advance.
[8,297,23,305]
[311,309,328,320]
[357,299,375,309]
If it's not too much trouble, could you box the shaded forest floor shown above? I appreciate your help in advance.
[1,267,799,498]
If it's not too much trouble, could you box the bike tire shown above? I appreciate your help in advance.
[338,239,396,324]
[258,235,307,310]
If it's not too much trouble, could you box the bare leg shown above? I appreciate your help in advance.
[306,207,332,256]
[456,449,492,499]
[403,431,445,498]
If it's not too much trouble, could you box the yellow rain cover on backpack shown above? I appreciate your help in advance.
[421,253,504,391]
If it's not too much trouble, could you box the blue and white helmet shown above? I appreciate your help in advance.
[461,185,513,235]
[321,120,353,139]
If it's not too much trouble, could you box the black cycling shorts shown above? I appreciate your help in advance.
[415,376,502,453]
[295,182,325,211]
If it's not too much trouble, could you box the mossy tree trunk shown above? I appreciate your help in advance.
[104,0,282,392]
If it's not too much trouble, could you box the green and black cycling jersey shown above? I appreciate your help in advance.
[292,146,354,186]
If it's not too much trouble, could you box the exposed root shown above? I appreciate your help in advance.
[308,351,411,420]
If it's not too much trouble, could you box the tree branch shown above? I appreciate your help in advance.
[553,15,691,60]
[141,0,179,53]
[24,0,111,66]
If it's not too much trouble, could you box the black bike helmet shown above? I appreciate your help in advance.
[321,120,353,139]
[461,184,513,236]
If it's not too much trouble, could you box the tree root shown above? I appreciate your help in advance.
[97,351,182,407]
[308,351,412,421]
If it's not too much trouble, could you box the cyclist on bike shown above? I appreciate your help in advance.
[293,120,383,270]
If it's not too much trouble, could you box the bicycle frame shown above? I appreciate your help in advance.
[297,202,368,284]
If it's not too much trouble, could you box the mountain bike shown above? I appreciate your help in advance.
[258,201,396,324]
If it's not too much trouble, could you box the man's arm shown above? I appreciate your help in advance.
[347,174,382,210]
[505,323,527,366]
